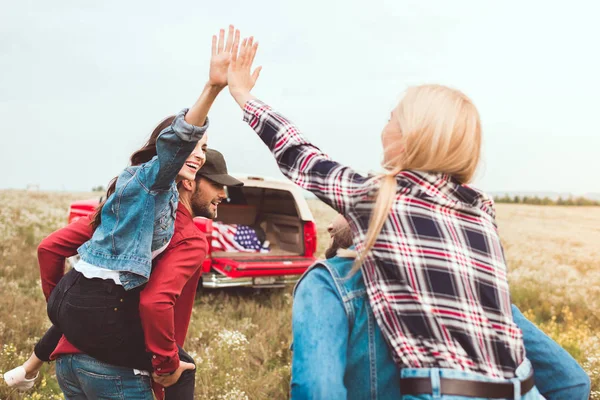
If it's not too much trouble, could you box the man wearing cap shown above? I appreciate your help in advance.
[33,149,242,399]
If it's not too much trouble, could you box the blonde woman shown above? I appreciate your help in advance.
[227,38,542,400]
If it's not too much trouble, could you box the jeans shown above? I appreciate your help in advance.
[56,353,153,400]
[47,269,196,399]
[34,324,62,362]
[400,359,542,400]
[48,269,151,370]
[55,349,195,400]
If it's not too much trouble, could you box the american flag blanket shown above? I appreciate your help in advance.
[212,222,270,253]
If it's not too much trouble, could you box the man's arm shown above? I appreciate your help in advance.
[291,266,349,399]
[512,305,591,400]
[38,216,93,300]
[138,234,207,374]
[173,268,202,347]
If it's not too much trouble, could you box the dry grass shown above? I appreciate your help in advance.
[0,192,597,399]
[497,204,600,396]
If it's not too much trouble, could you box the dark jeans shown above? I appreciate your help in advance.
[34,324,63,362]
[44,269,195,399]
[165,347,195,399]
[47,269,150,370]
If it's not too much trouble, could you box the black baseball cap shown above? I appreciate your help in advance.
[196,149,243,187]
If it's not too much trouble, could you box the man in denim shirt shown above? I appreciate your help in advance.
[291,214,591,400]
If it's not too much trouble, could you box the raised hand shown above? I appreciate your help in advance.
[183,26,238,126]
[228,35,262,105]
[208,25,238,89]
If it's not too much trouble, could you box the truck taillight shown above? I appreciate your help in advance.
[68,208,83,224]
[303,221,317,257]
[67,199,101,224]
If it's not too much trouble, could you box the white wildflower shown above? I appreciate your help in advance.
[217,329,249,352]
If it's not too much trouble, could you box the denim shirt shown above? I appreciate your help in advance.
[291,255,591,400]
[78,109,208,290]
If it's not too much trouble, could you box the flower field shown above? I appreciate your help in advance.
[0,190,598,399]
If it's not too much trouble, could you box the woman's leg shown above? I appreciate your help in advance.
[34,324,63,361]
[3,324,63,389]
[52,271,196,397]
[52,271,152,370]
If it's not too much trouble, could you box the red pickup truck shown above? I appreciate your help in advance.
[68,176,318,289]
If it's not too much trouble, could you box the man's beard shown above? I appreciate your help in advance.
[325,226,353,259]
[191,190,215,219]
[192,202,214,219]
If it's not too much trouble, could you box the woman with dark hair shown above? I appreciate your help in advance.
[91,114,180,230]
[5,25,241,399]
[5,113,206,389]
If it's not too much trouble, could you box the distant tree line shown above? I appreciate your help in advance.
[91,185,105,192]
[494,195,600,206]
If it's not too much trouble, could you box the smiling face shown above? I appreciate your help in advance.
[177,134,208,181]
[190,177,227,219]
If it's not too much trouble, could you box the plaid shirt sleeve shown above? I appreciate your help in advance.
[243,99,375,215]
[244,101,526,378]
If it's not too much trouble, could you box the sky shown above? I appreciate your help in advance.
[1,0,599,195]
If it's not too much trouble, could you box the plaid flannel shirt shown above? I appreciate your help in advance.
[243,99,525,379]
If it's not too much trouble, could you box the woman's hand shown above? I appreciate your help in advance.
[208,25,238,89]
[152,361,195,388]
[228,35,262,108]
[184,25,239,126]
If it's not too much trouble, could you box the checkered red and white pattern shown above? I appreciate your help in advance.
[243,99,525,379]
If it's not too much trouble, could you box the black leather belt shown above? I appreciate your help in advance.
[400,370,535,399]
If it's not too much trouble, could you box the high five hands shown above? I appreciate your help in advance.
[185,25,261,126]
[208,25,237,89]
[208,25,262,99]
[228,34,262,107]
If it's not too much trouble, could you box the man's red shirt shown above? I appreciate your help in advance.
[38,203,206,397]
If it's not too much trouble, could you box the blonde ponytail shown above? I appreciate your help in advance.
[349,170,400,276]
[347,84,481,276]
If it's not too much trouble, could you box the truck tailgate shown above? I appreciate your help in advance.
[211,256,316,278]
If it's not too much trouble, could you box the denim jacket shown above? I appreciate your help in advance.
[291,254,591,400]
[291,255,401,400]
[78,109,208,290]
